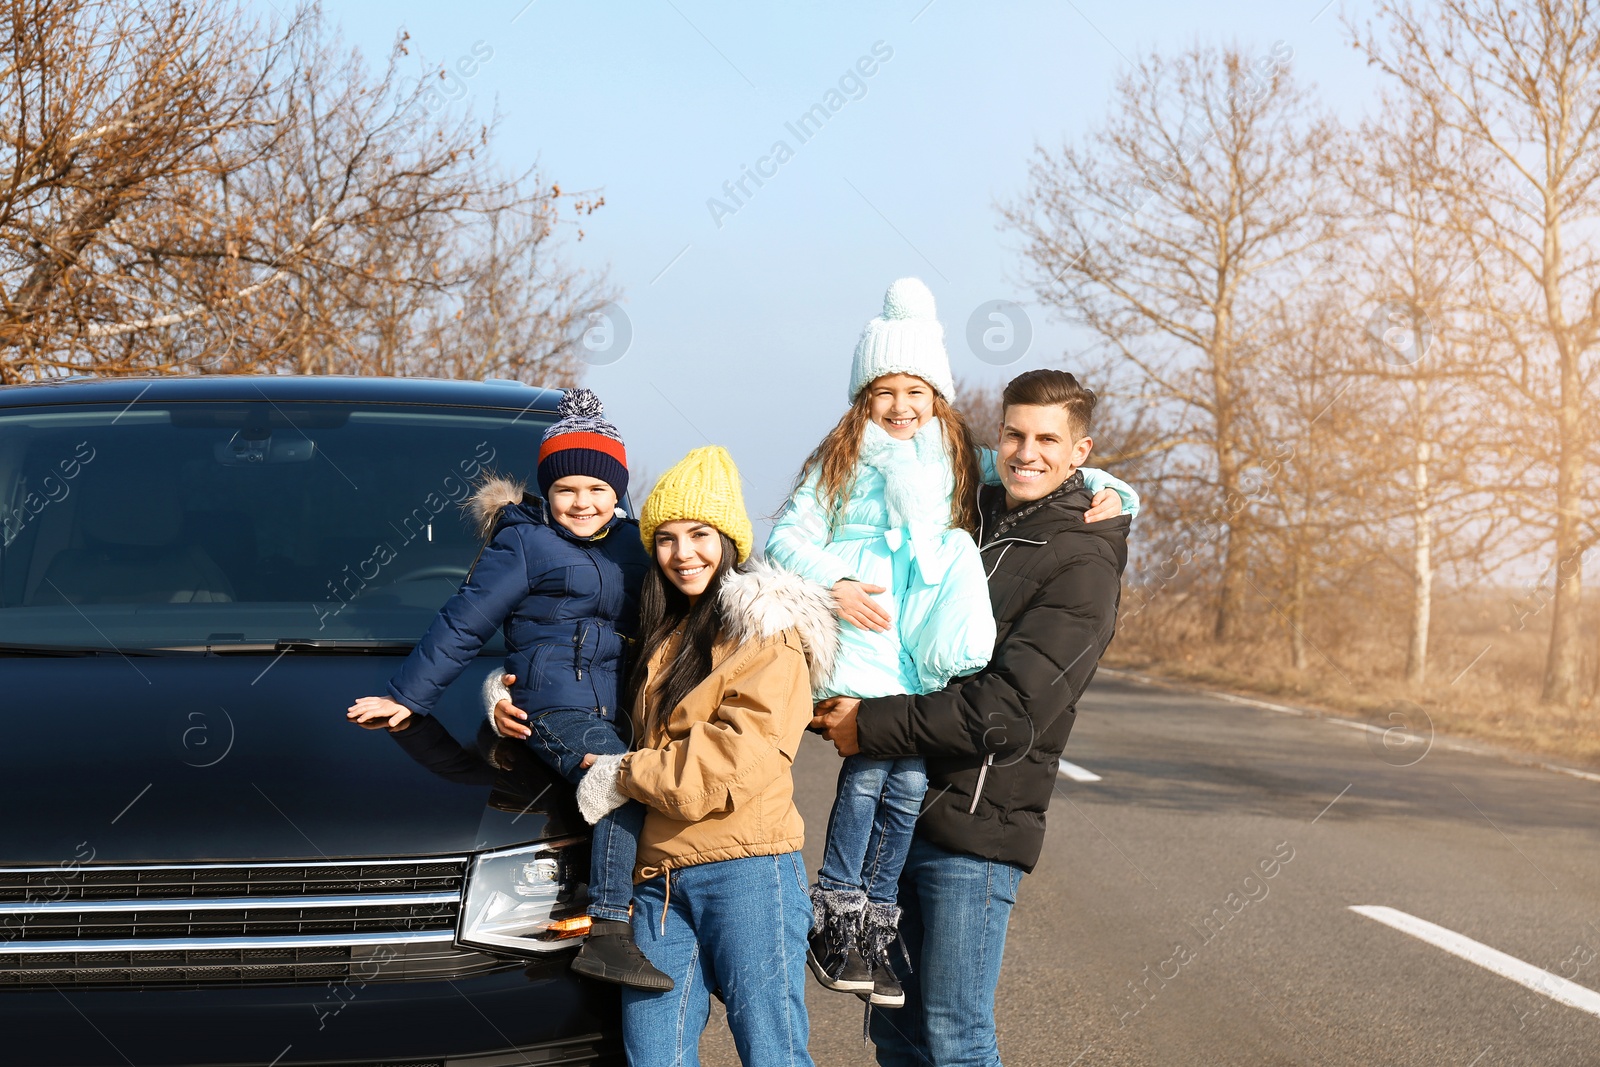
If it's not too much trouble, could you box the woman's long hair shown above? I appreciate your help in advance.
[625,530,741,738]
[792,387,982,535]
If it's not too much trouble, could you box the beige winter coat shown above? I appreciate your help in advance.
[617,560,838,881]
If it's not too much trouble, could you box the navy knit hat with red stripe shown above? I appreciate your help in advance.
[537,388,629,502]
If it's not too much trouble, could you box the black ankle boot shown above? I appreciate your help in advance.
[807,886,873,993]
[858,901,906,1008]
[570,919,674,991]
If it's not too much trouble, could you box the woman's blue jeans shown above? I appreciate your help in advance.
[524,706,640,924]
[868,836,1024,1067]
[623,852,815,1067]
[818,754,928,905]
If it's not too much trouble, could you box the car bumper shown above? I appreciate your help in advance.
[3,959,623,1067]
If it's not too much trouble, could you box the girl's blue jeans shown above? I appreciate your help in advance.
[623,852,815,1067]
[523,705,640,924]
[817,753,928,905]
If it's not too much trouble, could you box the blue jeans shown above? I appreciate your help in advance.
[623,852,815,1067]
[818,754,928,905]
[524,706,641,924]
[869,837,1024,1067]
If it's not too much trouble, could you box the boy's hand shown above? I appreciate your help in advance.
[1085,488,1124,524]
[832,580,891,632]
[493,673,531,740]
[347,695,413,732]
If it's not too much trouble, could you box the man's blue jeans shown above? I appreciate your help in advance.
[869,836,1024,1067]
[622,852,815,1067]
[524,706,640,924]
[818,754,928,904]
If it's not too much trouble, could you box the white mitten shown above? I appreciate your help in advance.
[576,753,629,825]
[482,672,513,737]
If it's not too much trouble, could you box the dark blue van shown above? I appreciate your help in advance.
[0,375,623,1066]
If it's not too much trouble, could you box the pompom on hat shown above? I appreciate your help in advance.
[640,446,753,564]
[847,277,956,403]
[537,388,629,501]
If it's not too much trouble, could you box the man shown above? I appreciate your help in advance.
[812,368,1131,1067]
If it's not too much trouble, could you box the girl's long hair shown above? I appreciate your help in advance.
[625,531,741,738]
[793,387,982,535]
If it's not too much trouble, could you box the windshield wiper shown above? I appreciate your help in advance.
[155,638,421,655]
[272,638,418,654]
[0,641,182,657]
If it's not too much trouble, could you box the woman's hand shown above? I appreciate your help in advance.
[1084,488,1124,524]
[491,673,531,739]
[832,579,890,632]
[347,695,413,732]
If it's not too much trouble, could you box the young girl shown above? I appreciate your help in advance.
[345,388,671,993]
[765,278,1138,1007]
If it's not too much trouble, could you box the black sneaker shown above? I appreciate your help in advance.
[858,963,905,1008]
[858,900,907,1007]
[570,920,674,991]
[807,926,874,993]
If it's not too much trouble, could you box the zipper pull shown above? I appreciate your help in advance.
[968,753,995,815]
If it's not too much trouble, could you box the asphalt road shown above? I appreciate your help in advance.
[698,670,1600,1066]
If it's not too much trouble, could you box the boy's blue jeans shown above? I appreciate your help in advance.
[817,754,928,905]
[868,836,1023,1067]
[524,706,640,924]
[623,852,815,1067]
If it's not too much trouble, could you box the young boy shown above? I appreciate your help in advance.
[347,388,671,991]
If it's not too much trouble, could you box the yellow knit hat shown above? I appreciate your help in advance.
[639,445,754,563]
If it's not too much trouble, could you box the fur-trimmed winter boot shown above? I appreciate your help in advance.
[858,900,906,1008]
[807,886,873,993]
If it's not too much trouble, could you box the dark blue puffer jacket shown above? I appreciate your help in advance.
[387,475,649,723]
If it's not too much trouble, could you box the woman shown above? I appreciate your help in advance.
[492,445,835,1067]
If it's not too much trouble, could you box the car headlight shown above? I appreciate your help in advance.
[456,837,591,956]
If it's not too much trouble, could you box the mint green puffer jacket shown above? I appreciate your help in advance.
[765,420,1138,700]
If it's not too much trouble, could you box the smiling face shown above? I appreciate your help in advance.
[997,403,1093,509]
[652,519,725,602]
[547,476,618,538]
[865,374,935,440]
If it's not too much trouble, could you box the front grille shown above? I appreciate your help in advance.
[0,859,462,903]
[0,858,508,989]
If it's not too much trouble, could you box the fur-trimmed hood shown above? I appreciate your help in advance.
[466,474,534,541]
[717,558,839,693]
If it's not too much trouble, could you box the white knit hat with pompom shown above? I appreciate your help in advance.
[847,277,956,403]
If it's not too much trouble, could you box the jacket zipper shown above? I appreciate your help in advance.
[574,624,587,681]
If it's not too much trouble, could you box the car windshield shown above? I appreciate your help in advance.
[0,399,557,651]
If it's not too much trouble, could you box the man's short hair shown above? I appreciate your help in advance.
[1002,369,1097,440]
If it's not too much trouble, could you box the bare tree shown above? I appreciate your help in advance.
[0,0,610,384]
[1003,42,1341,640]
[1336,97,1523,685]
[1355,1,1600,707]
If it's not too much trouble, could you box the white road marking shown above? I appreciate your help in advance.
[1351,906,1600,1019]
[1057,759,1102,783]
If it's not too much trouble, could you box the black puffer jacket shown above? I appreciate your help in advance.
[855,470,1130,873]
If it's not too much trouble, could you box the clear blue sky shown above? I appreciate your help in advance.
[313,0,1380,537]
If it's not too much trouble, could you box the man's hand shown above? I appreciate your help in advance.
[1084,488,1124,524]
[810,696,861,757]
[492,673,531,739]
[832,580,890,632]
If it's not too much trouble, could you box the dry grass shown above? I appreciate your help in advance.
[1105,585,1600,770]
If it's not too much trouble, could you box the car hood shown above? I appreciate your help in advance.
[0,653,579,865]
